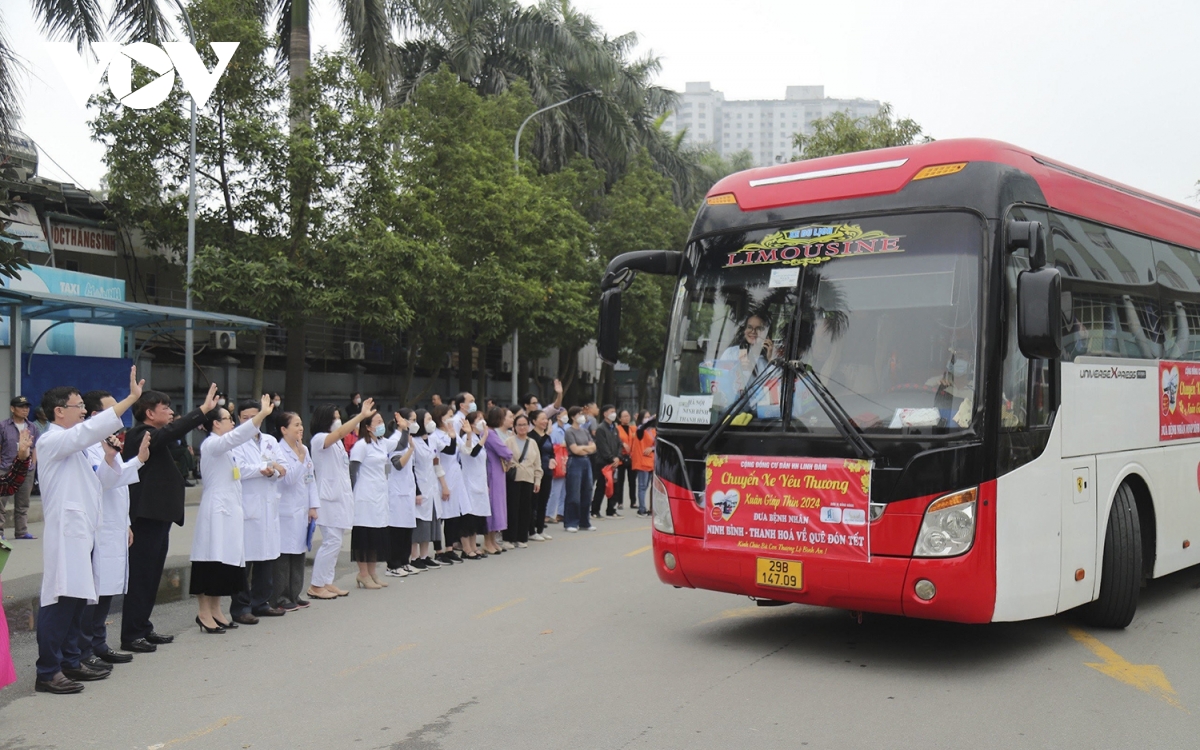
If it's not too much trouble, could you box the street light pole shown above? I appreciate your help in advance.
[170,0,199,420]
[511,90,600,403]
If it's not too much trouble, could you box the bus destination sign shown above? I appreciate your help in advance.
[704,455,871,562]
[1160,361,1200,441]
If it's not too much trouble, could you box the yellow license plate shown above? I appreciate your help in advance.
[755,557,802,590]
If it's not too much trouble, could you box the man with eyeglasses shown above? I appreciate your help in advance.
[33,367,144,695]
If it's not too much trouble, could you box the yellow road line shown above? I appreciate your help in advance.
[338,643,417,678]
[700,606,773,625]
[561,567,601,583]
[1067,627,1183,710]
[625,545,652,557]
[151,716,241,748]
[474,597,527,619]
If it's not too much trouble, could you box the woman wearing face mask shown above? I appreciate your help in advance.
[307,399,376,599]
[349,409,406,588]
[562,406,597,531]
[408,409,446,569]
[504,413,543,548]
[190,395,275,632]
[546,410,569,524]
[484,407,514,552]
[527,410,554,541]
[384,409,420,577]
[272,412,318,610]
[427,405,467,565]
[456,412,490,559]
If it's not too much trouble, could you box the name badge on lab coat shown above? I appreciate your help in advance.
[233,465,241,480]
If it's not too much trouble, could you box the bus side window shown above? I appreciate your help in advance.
[1153,240,1200,361]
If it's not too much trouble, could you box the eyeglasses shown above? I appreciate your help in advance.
[746,325,768,334]
[60,403,86,411]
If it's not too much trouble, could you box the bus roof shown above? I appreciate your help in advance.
[706,138,1200,250]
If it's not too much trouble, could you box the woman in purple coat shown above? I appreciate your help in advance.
[482,407,513,554]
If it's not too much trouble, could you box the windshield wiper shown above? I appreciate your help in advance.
[695,358,783,454]
[795,363,877,459]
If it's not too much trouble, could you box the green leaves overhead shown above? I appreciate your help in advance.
[792,102,932,160]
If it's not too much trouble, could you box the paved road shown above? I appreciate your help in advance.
[3,515,1200,749]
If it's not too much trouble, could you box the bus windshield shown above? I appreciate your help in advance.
[661,211,983,436]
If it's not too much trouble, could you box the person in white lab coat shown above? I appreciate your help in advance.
[349,409,405,588]
[189,395,275,633]
[458,412,490,559]
[229,399,287,624]
[307,399,377,599]
[76,391,149,674]
[408,410,447,570]
[384,409,419,578]
[272,411,318,611]
[427,404,468,565]
[33,367,143,695]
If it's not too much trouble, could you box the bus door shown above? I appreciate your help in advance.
[1059,457,1097,611]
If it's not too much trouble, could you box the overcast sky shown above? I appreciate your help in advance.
[6,0,1199,203]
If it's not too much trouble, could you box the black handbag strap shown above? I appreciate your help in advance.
[518,438,530,463]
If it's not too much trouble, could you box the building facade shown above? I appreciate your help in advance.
[661,82,881,167]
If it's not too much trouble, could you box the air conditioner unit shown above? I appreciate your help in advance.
[343,341,366,360]
[210,330,237,350]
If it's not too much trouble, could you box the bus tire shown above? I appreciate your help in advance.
[1082,484,1142,629]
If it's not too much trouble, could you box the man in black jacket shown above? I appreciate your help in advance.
[589,404,623,519]
[119,383,219,652]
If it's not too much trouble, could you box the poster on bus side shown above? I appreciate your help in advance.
[704,455,871,562]
[1159,361,1200,441]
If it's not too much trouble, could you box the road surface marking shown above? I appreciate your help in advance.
[700,606,772,625]
[151,715,241,748]
[561,567,601,583]
[625,545,652,557]
[338,643,417,677]
[1067,627,1183,709]
[475,597,527,619]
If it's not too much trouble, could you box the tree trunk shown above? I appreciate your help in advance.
[399,336,418,406]
[476,344,487,405]
[409,366,442,407]
[252,329,266,397]
[457,338,473,395]
[284,323,305,413]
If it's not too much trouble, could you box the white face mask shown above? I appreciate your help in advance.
[373,423,386,437]
[575,414,587,425]
[408,421,420,434]
[474,419,486,432]
[331,419,342,432]
[465,401,477,413]
[217,398,226,406]
[442,415,453,427]
[424,421,436,433]
[605,412,615,422]
[558,415,569,425]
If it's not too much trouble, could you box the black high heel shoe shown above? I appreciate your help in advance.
[214,618,237,629]
[195,616,227,634]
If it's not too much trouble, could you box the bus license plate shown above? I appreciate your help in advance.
[756,558,802,590]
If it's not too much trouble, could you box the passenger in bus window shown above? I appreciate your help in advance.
[719,313,775,385]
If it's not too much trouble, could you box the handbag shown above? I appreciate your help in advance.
[602,464,615,498]
[553,443,568,479]
[507,438,531,482]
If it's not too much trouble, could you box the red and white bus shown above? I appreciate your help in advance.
[598,139,1200,627]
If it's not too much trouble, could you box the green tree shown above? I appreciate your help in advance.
[792,103,931,160]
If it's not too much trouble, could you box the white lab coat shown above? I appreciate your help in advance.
[276,440,318,555]
[84,442,142,597]
[36,408,123,606]
[191,419,260,566]
[311,432,354,530]
[386,435,417,528]
[350,432,403,528]
[459,432,491,518]
[428,430,465,520]
[410,437,437,523]
[232,433,282,562]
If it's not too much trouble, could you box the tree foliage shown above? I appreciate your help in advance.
[793,102,931,160]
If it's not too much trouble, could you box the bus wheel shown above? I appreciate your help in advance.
[1082,484,1142,629]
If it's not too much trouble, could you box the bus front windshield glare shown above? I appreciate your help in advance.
[660,212,983,436]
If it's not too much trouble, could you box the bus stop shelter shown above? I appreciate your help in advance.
[0,287,269,399]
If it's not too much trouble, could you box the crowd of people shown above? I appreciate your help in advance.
[0,369,657,696]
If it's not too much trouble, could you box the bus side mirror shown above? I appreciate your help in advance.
[1007,220,1047,269]
[1017,267,1063,359]
[598,287,622,365]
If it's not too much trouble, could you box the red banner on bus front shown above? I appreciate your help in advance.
[704,455,872,562]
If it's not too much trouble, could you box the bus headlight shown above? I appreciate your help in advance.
[651,475,674,535]
[913,487,977,557]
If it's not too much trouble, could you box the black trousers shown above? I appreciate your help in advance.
[591,464,618,516]
[36,596,86,681]
[79,595,114,659]
[122,517,172,644]
[504,481,533,544]
[531,479,551,535]
[614,460,631,509]
[386,526,413,569]
[231,559,274,615]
